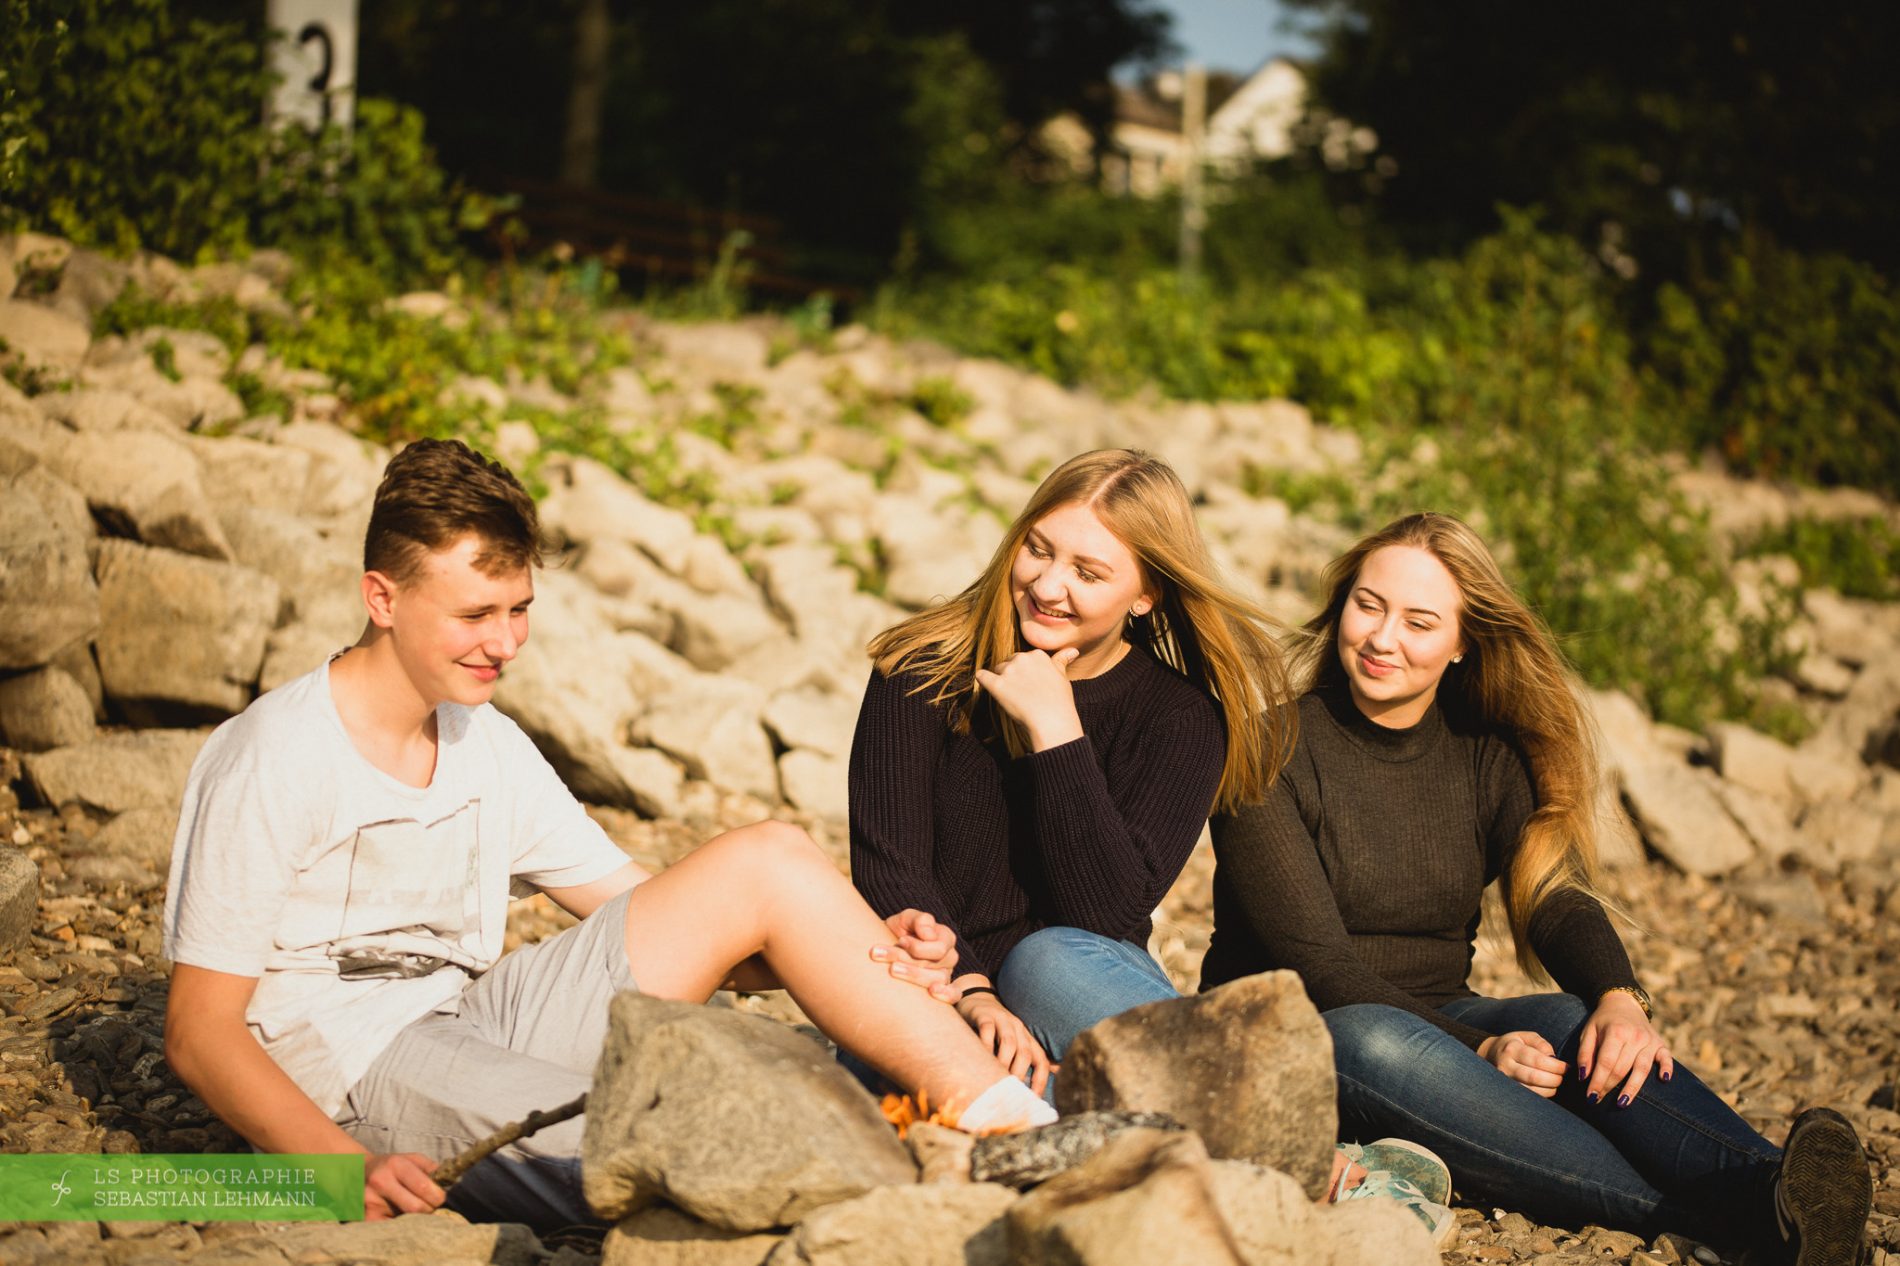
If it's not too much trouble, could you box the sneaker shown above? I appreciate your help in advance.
[1771,1107,1871,1266]
[1338,1137,1453,1205]
[1336,1168,1460,1249]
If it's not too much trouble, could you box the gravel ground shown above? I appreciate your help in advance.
[2,748,1895,1264]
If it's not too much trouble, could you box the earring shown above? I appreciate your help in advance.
[1451,653,1464,663]
[1131,603,1150,618]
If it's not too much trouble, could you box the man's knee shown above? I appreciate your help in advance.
[1325,1003,1450,1080]
[711,819,829,878]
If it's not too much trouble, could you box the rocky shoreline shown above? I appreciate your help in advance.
[3,231,1898,1263]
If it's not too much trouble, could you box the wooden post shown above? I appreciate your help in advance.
[1179,62,1207,282]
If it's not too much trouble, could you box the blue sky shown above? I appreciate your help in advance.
[1149,0,1323,76]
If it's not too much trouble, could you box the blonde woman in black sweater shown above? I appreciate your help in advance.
[1207,512,1871,1265]
[849,449,1293,1094]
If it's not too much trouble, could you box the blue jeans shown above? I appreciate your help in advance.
[998,926,1180,1101]
[1327,994,1782,1245]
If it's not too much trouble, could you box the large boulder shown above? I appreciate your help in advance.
[777,750,848,821]
[540,454,698,574]
[0,848,37,953]
[217,503,359,623]
[41,427,233,559]
[22,729,209,814]
[196,1217,543,1266]
[0,466,100,670]
[636,678,782,804]
[1053,971,1335,1199]
[185,433,318,516]
[1708,722,1801,804]
[582,993,917,1231]
[0,666,97,751]
[93,538,279,714]
[32,387,174,434]
[1619,762,1757,876]
[765,1183,1017,1266]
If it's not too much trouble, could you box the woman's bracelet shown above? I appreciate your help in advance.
[1600,984,1653,1019]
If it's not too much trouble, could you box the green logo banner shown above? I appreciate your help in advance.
[0,1154,365,1221]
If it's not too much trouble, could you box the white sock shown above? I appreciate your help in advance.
[957,1076,1058,1134]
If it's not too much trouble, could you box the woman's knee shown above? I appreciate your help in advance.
[1325,1004,1455,1080]
[1001,927,1108,981]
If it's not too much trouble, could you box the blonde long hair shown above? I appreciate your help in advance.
[1297,512,1602,979]
[867,449,1295,811]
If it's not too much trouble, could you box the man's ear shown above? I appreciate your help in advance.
[361,570,400,630]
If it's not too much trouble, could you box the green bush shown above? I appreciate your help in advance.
[1643,245,1900,495]
[1738,516,1900,602]
[1,0,488,280]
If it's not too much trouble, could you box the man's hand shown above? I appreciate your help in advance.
[872,909,961,1001]
[1477,1030,1568,1098]
[955,992,1058,1095]
[364,1152,444,1220]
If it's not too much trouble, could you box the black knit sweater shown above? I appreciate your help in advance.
[1204,685,1639,1049]
[849,644,1226,983]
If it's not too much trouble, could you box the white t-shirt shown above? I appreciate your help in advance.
[163,656,632,1116]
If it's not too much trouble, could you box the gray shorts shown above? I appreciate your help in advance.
[333,887,637,1228]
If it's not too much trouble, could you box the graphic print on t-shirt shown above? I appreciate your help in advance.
[328,799,485,979]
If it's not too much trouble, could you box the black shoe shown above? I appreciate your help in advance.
[1772,1107,1872,1266]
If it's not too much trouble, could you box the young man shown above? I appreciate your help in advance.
[162,439,1053,1227]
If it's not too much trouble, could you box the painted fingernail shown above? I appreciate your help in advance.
[1577,1065,1589,1081]
[1661,1071,1672,1082]
[1617,1094,1631,1108]
[1586,1091,1600,1105]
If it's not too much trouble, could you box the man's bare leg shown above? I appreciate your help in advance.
[622,820,1014,1118]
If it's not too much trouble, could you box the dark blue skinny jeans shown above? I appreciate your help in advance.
[1327,994,1783,1245]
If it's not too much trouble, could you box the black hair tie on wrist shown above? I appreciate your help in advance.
[959,985,998,999]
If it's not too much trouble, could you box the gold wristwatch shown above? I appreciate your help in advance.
[1601,984,1653,1019]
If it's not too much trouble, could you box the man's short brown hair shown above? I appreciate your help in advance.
[364,439,542,583]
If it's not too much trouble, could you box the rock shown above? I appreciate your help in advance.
[908,1123,976,1185]
[0,847,37,952]
[0,466,100,670]
[22,729,209,813]
[1593,777,1646,869]
[778,750,847,821]
[258,621,349,693]
[1589,689,1670,773]
[602,745,687,820]
[581,993,916,1231]
[683,533,755,597]
[32,387,173,433]
[765,1183,1017,1266]
[268,421,387,520]
[1709,723,1800,804]
[671,590,785,672]
[764,689,859,760]
[205,1217,544,1266]
[49,638,104,720]
[541,454,698,574]
[92,806,180,869]
[0,666,96,751]
[1799,799,1886,870]
[93,538,279,714]
[41,427,233,559]
[1794,651,1856,698]
[602,1208,784,1266]
[0,298,89,375]
[1619,763,1756,876]
[1820,660,1900,764]
[1054,970,1336,1198]
[1714,782,1802,862]
[653,322,772,380]
[971,1111,1187,1188]
[1788,739,1870,806]
[637,680,782,804]
[1206,1157,1437,1264]
[184,433,317,515]
[1005,1130,1248,1266]
[217,503,359,621]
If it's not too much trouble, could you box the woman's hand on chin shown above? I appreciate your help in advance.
[1477,1030,1568,1098]
[1579,991,1673,1109]
[976,647,1086,750]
